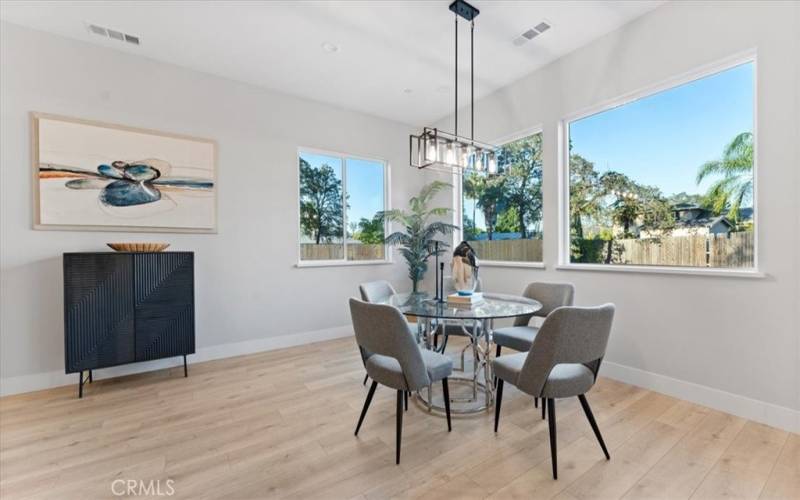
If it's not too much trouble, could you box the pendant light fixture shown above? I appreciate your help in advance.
[409,0,498,174]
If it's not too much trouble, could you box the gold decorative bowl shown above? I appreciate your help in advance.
[107,242,170,253]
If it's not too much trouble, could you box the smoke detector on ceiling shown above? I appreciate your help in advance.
[85,22,140,45]
[512,20,551,47]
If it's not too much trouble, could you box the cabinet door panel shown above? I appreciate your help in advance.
[133,253,195,361]
[64,254,135,372]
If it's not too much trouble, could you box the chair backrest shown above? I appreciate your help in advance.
[348,298,429,389]
[359,280,396,303]
[516,304,615,397]
[513,282,575,326]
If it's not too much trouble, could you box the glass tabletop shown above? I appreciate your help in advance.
[382,292,542,320]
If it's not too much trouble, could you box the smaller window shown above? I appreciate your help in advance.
[461,131,544,263]
[298,150,387,264]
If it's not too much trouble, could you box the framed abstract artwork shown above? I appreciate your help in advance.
[32,112,217,233]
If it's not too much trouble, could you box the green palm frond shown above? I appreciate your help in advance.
[383,182,456,292]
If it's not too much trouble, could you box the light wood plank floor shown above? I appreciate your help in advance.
[1,337,797,500]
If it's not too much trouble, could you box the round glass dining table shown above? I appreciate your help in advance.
[381,292,542,414]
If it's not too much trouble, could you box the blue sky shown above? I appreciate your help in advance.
[570,62,754,196]
[300,153,384,232]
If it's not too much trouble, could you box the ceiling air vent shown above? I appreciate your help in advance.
[85,23,140,46]
[513,20,551,47]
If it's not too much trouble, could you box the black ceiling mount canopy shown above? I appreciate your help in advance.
[449,0,480,21]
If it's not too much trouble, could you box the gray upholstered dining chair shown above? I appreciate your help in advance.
[492,304,615,480]
[493,282,574,409]
[358,280,397,386]
[493,282,575,355]
[349,298,453,464]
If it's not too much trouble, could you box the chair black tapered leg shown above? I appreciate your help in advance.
[493,345,502,388]
[534,397,538,408]
[494,379,504,432]
[396,390,404,464]
[442,378,452,432]
[404,390,409,411]
[355,381,378,436]
[363,373,369,386]
[579,394,610,460]
[547,398,557,479]
[542,396,546,419]
[78,371,84,398]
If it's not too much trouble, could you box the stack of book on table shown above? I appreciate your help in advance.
[446,292,484,307]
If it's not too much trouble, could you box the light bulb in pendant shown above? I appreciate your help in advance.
[426,139,437,162]
[488,153,497,174]
[475,150,484,171]
[445,142,455,165]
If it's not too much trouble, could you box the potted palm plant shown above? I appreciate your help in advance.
[382,181,458,294]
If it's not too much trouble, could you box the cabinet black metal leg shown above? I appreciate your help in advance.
[404,390,408,411]
[542,396,546,419]
[396,390,403,464]
[183,355,188,377]
[355,381,378,436]
[78,371,84,398]
[579,394,610,460]
[548,398,557,479]
[494,379,504,432]
[363,373,369,386]
[88,370,93,383]
[442,378,452,432]
[534,397,538,408]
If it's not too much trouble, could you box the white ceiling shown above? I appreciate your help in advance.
[0,0,665,125]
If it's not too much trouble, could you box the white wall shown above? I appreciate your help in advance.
[0,22,426,394]
[432,1,800,432]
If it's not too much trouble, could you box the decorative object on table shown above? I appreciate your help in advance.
[107,242,170,252]
[409,0,498,174]
[452,240,480,294]
[447,291,484,307]
[32,112,217,233]
[63,251,195,398]
[433,241,442,302]
[439,262,446,303]
[382,181,458,293]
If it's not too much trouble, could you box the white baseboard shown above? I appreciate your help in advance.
[0,324,354,397]
[600,361,800,434]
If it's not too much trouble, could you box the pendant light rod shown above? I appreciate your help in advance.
[471,19,474,142]
[454,14,458,138]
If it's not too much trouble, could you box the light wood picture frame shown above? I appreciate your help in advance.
[31,112,218,233]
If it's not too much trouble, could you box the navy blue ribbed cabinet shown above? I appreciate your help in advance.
[63,252,195,397]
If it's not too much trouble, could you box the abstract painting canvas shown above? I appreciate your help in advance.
[32,113,217,232]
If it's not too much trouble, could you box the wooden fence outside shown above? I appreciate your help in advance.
[578,232,754,268]
[467,239,544,262]
[302,232,754,268]
[300,243,384,261]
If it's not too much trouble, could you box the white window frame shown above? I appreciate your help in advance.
[454,125,546,269]
[296,146,392,268]
[557,49,763,278]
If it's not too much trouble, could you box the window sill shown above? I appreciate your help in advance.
[295,260,394,269]
[555,263,766,279]
[480,261,546,269]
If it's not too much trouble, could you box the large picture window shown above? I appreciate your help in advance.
[298,149,387,263]
[461,131,543,263]
[564,59,755,270]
